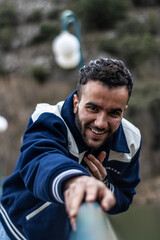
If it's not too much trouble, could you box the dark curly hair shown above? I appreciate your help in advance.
[77,58,133,100]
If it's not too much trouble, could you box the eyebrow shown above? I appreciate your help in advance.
[110,108,122,113]
[85,102,123,112]
[85,102,100,108]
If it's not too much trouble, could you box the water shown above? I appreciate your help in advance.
[108,204,160,240]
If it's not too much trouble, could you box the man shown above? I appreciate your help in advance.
[0,58,141,240]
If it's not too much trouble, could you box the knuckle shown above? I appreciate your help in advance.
[64,188,69,197]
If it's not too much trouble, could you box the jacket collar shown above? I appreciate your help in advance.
[61,91,130,154]
[61,90,87,153]
[110,123,130,153]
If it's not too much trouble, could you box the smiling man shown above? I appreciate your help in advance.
[73,81,128,148]
[0,58,141,240]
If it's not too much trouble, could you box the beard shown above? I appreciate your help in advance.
[74,109,113,150]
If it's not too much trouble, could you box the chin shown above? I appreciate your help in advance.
[86,141,103,150]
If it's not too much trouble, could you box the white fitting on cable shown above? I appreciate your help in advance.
[0,115,8,132]
[52,31,81,69]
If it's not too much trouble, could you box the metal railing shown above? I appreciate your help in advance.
[69,202,118,240]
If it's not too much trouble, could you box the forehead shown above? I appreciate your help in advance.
[80,81,129,102]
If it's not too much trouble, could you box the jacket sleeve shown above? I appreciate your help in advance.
[17,112,89,204]
[107,143,141,214]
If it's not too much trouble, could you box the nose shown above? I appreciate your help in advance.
[94,113,108,129]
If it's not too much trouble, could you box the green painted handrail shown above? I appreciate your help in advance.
[69,202,118,240]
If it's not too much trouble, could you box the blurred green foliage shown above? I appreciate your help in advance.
[146,10,160,35]
[0,27,15,50]
[0,2,18,27]
[30,22,60,44]
[98,7,160,68]
[31,65,50,84]
[132,0,160,6]
[71,0,131,30]
[99,33,160,67]
[116,13,160,37]
[129,81,160,109]
[0,63,8,77]
[47,8,61,20]
[0,2,18,50]
[116,17,147,36]
[26,9,43,23]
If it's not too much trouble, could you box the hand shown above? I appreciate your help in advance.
[63,175,116,230]
[83,151,107,181]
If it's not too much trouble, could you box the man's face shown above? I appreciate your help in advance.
[73,80,128,149]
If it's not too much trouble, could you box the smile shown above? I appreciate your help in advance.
[89,127,106,135]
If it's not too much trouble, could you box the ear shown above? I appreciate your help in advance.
[73,94,79,114]
[124,105,128,112]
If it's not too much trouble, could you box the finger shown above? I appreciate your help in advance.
[64,182,85,219]
[84,179,116,212]
[84,157,101,179]
[85,178,102,202]
[70,216,77,231]
[85,166,94,177]
[86,155,103,170]
[87,155,107,179]
[84,156,107,181]
[98,151,106,163]
[100,188,116,211]
[87,154,106,170]
[64,188,74,219]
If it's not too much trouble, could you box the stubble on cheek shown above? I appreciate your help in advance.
[74,110,92,144]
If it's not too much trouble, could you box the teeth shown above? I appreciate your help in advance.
[91,128,105,135]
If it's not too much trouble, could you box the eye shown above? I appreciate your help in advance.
[87,105,99,112]
[109,110,122,117]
